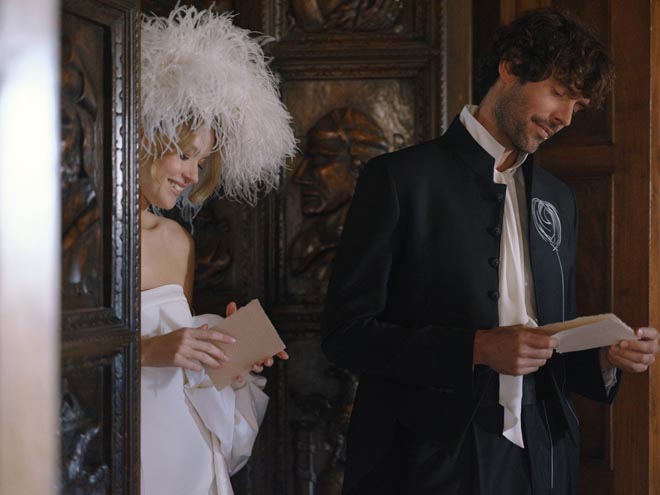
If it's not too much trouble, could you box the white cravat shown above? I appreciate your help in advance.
[493,165,536,448]
[460,105,535,448]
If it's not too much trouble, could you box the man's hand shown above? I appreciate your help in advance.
[601,327,659,373]
[473,325,559,375]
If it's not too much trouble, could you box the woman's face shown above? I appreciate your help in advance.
[140,126,214,210]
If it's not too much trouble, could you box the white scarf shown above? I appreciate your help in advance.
[459,106,537,448]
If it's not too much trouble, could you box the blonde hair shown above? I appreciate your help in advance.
[140,122,222,205]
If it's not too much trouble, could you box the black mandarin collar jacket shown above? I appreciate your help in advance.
[322,116,618,493]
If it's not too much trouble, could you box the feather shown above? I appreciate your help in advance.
[141,6,296,205]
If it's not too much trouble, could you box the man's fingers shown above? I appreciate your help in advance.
[620,338,659,354]
[636,327,659,340]
[608,351,651,373]
[609,346,656,366]
[524,331,559,349]
[276,350,289,360]
[519,344,554,359]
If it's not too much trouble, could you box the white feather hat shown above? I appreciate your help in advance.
[141,5,296,204]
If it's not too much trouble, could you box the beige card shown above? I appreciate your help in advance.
[191,299,286,389]
[537,313,638,353]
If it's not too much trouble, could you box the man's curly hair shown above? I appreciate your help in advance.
[476,8,613,109]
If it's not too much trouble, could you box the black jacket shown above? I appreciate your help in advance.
[322,117,618,493]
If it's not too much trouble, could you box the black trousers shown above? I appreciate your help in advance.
[349,376,580,495]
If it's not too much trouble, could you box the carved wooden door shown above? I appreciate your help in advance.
[59,1,140,493]
[478,1,660,493]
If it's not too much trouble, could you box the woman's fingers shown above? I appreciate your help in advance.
[226,301,238,316]
[187,350,222,369]
[189,326,236,344]
[173,355,204,372]
[193,340,229,362]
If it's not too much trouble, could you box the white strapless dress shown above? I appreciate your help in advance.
[141,284,269,495]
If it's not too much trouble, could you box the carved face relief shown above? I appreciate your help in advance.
[290,108,388,280]
[293,144,356,216]
[293,107,388,215]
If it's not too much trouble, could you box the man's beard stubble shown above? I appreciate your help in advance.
[494,84,545,154]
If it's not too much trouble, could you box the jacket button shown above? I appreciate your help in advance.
[489,257,499,268]
[489,227,502,237]
[488,290,500,301]
[496,192,505,203]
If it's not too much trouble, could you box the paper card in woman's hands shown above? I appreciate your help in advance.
[537,313,639,353]
[191,299,286,390]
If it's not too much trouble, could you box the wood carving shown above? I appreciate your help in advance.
[290,107,388,282]
[193,199,234,289]
[60,381,109,494]
[290,0,403,32]
[290,366,358,495]
[61,30,102,307]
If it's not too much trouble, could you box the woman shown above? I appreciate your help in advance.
[139,7,295,495]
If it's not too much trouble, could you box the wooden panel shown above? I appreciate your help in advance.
[60,346,131,494]
[60,1,140,494]
[61,14,106,310]
[649,1,660,493]
[569,176,612,317]
[567,175,614,493]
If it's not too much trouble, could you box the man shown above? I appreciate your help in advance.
[322,8,659,495]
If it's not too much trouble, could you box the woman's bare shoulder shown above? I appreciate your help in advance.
[141,214,194,290]
[156,216,194,250]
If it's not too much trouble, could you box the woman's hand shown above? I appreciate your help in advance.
[141,324,236,371]
[224,301,290,383]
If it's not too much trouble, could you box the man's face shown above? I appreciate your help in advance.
[494,77,590,153]
[292,142,356,216]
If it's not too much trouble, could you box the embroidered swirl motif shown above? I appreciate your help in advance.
[531,198,562,251]
[532,198,565,320]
